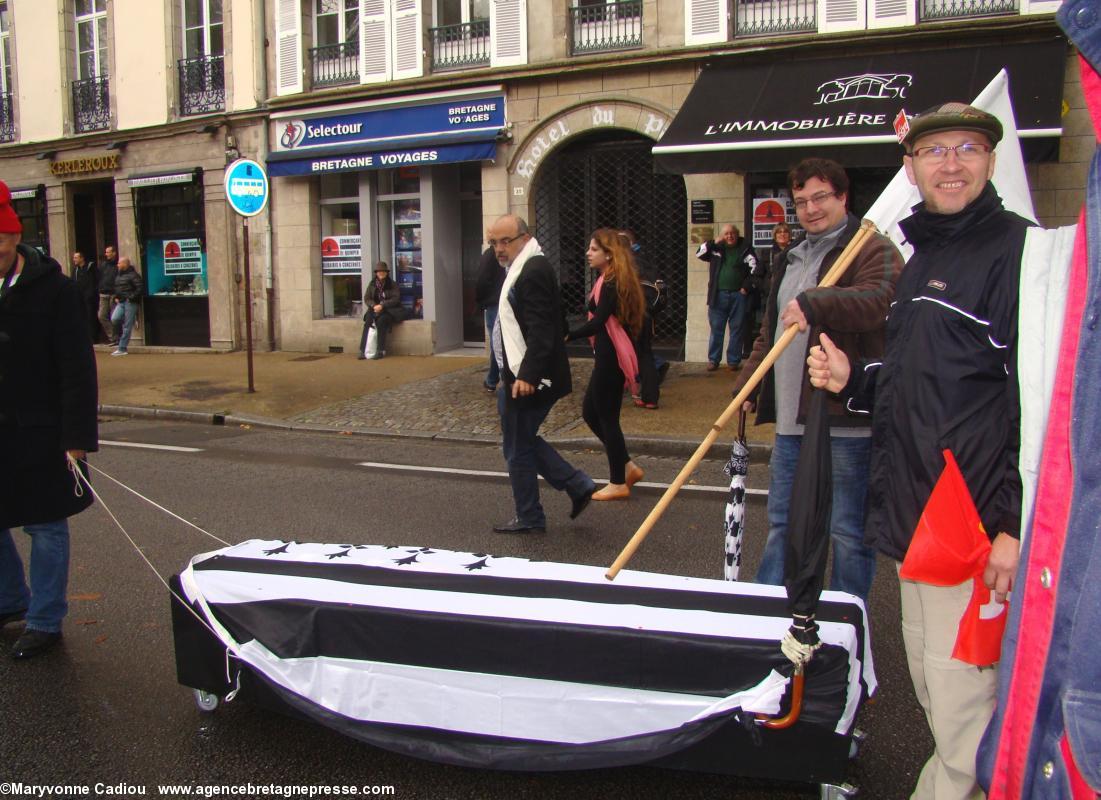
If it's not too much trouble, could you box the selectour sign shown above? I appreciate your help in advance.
[224,159,269,217]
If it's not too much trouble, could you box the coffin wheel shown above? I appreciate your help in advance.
[193,689,220,712]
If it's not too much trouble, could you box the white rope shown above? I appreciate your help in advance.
[65,454,240,667]
[79,456,229,546]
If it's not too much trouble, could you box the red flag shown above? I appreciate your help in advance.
[900,450,1005,666]
[952,576,1007,666]
[900,450,990,585]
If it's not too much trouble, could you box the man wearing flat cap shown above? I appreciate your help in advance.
[0,179,98,660]
[807,103,1029,799]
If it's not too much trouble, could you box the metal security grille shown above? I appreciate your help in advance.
[532,132,687,356]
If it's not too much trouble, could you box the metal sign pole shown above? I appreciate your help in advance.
[243,218,255,393]
[224,157,268,395]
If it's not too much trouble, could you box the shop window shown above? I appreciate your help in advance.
[376,168,422,319]
[11,185,49,254]
[320,174,361,318]
[132,172,211,348]
[133,176,208,297]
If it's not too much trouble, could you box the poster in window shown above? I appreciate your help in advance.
[321,235,363,275]
[163,238,204,276]
[394,200,421,224]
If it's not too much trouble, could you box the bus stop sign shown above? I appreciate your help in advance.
[224,159,269,217]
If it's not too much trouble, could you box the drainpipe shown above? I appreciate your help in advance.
[256,0,276,351]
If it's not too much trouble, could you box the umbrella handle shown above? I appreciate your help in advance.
[605,221,878,581]
[737,407,746,444]
[756,669,805,730]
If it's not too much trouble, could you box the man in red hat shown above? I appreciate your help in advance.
[0,179,98,660]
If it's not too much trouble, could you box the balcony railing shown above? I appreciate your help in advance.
[178,55,225,116]
[0,92,14,143]
[735,0,816,37]
[310,41,359,88]
[430,20,490,71]
[569,0,643,55]
[920,0,1017,20]
[72,74,110,133]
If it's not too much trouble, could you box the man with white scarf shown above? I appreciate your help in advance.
[489,214,597,534]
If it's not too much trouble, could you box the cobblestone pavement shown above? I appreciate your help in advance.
[292,361,596,439]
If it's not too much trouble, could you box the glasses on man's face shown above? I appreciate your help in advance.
[792,191,838,211]
[911,143,992,163]
[488,235,523,248]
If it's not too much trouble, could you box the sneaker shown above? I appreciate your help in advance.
[110,349,128,356]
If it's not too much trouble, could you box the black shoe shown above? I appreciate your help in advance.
[11,629,61,660]
[493,518,545,534]
[570,485,596,520]
[0,608,27,627]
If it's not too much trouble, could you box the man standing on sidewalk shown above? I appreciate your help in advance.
[0,180,98,660]
[489,214,596,534]
[96,244,119,345]
[734,157,903,603]
[807,104,1027,799]
[697,224,757,372]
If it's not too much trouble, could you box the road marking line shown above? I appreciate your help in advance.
[356,461,767,496]
[100,440,204,453]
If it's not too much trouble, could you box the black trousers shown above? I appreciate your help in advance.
[358,308,394,355]
[582,357,631,484]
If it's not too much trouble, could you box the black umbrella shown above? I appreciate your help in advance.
[722,409,750,581]
[781,388,832,666]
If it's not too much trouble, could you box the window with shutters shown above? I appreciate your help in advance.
[0,1,14,142]
[685,0,730,45]
[733,0,816,37]
[569,0,642,55]
[72,0,110,132]
[919,0,1017,20]
[178,0,225,115]
[311,0,360,87]
[430,0,489,71]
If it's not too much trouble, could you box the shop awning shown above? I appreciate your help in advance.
[266,131,500,177]
[267,89,505,177]
[653,40,1066,174]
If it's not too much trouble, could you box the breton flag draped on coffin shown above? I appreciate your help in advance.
[172,540,875,772]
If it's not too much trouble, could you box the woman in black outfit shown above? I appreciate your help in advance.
[567,228,646,501]
[358,261,403,359]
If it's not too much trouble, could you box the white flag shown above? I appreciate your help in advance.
[864,69,1037,260]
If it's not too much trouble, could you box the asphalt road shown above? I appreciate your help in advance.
[0,418,933,799]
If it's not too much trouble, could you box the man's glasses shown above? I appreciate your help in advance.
[792,191,838,211]
[488,235,523,247]
[911,143,992,163]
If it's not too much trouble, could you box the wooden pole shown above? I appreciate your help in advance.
[606,221,877,580]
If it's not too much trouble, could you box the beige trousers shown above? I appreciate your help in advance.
[897,563,998,800]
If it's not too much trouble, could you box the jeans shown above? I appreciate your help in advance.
[112,300,139,351]
[0,519,71,633]
[484,306,500,388]
[708,290,747,366]
[755,433,876,601]
[497,387,594,527]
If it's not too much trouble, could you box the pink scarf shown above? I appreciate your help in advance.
[589,273,639,395]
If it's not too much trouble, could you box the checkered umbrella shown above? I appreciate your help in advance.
[722,410,750,581]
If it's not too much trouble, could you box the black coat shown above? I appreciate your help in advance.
[849,185,1030,560]
[474,247,505,311]
[501,254,572,407]
[697,237,758,306]
[113,268,143,301]
[0,244,99,528]
[72,262,99,307]
[97,258,118,294]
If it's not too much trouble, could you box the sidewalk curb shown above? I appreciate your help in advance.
[99,403,773,462]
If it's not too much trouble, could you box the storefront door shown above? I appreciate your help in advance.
[532,131,688,358]
[71,179,118,265]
